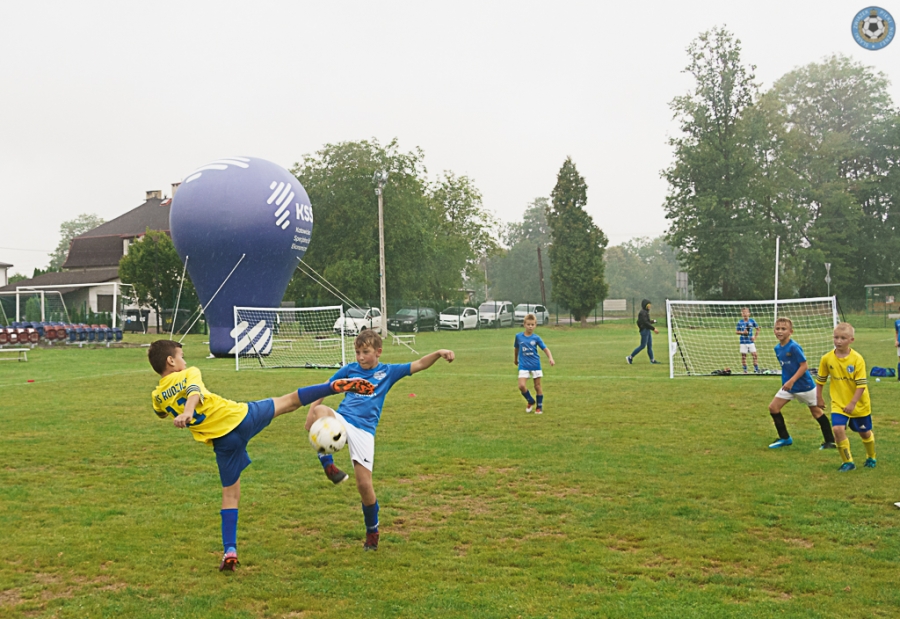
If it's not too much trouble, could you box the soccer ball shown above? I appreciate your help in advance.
[309,416,347,454]
[861,14,887,41]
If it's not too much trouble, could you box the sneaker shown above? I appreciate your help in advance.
[650,360,661,364]
[768,437,793,449]
[219,548,239,572]
[332,378,375,396]
[819,442,837,450]
[535,407,543,415]
[324,464,348,485]
[364,532,379,551]
[864,458,877,469]
[626,356,633,365]
[525,403,534,413]
[838,462,856,472]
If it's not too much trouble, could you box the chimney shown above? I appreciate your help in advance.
[171,182,181,198]
[146,190,163,200]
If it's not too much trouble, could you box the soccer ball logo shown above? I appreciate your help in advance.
[309,416,348,454]
[860,10,887,42]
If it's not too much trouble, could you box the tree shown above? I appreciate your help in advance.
[663,27,773,299]
[605,236,680,303]
[47,213,105,271]
[547,157,608,326]
[286,139,496,307]
[118,230,197,332]
[489,198,553,305]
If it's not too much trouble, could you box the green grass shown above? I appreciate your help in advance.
[3,324,900,618]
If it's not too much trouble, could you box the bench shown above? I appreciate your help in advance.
[314,338,342,349]
[391,334,416,346]
[0,348,28,362]
[272,339,294,350]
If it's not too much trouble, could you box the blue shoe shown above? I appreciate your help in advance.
[650,360,661,364]
[839,462,857,472]
[626,356,633,365]
[768,437,793,449]
[864,458,876,469]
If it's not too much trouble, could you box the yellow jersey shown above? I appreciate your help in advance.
[815,349,870,418]
[151,367,248,445]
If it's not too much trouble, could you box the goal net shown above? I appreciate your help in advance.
[233,305,346,370]
[666,297,838,378]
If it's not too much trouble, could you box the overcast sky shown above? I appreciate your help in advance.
[1,1,898,276]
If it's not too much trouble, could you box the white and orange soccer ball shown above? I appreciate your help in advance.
[308,416,347,454]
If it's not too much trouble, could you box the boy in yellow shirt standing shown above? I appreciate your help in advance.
[815,323,875,472]
[149,340,373,571]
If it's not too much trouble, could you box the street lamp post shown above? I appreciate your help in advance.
[825,262,832,297]
[373,170,389,334]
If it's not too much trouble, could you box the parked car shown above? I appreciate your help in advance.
[478,301,514,328]
[387,307,438,333]
[333,307,382,335]
[439,306,478,330]
[514,303,551,325]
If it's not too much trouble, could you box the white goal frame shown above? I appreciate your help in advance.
[665,297,839,378]
[233,305,347,371]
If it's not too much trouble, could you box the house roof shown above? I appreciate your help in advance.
[0,267,120,294]
[0,261,12,268]
[61,196,171,270]
[62,236,125,269]
[76,197,170,239]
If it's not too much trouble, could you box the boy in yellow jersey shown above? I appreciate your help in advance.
[815,323,875,472]
[148,340,374,571]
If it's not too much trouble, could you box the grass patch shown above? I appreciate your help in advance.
[3,324,900,618]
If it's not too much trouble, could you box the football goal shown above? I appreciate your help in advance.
[233,305,346,370]
[666,297,839,378]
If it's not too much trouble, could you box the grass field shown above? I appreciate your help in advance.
[3,322,900,618]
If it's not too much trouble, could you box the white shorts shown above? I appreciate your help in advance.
[518,369,543,379]
[896,345,900,357]
[740,343,757,354]
[775,388,817,407]
[331,410,376,471]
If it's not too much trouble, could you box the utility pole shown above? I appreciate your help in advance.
[373,170,389,334]
[537,245,547,306]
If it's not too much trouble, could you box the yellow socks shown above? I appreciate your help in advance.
[862,434,876,460]
[837,439,853,463]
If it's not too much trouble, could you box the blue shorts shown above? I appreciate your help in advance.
[830,413,873,434]
[212,399,275,487]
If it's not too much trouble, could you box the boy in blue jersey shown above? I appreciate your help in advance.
[767,317,835,450]
[736,307,760,374]
[305,329,455,551]
[515,313,555,414]
[148,340,374,571]
[894,317,900,380]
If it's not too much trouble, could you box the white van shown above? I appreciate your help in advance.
[478,301,514,328]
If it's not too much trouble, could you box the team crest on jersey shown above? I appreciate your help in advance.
[848,365,855,373]
[373,371,387,381]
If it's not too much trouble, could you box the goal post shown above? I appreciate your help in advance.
[666,297,839,378]
[232,305,346,370]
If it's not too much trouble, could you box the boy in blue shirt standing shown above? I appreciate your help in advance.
[894,316,900,380]
[736,307,760,374]
[515,313,555,415]
[767,317,835,449]
[305,330,455,551]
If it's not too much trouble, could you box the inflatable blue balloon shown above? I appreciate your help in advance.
[169,157,313,357]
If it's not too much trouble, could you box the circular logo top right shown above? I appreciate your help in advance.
[852,6,895,50]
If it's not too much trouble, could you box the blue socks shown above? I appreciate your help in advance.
[297,382,335,406]
[318,453,334,469]
[221,508,238,552]
[522,390,535,405]
[537,395,543,408]
[362,501,380,533]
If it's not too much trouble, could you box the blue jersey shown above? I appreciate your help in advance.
[736,318,758,344]
[515,332,546,371]
[774,339,815,393]
[328,362,411,435]
[895,318,900,335]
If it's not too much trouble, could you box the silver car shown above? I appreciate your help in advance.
[514,303,550,325]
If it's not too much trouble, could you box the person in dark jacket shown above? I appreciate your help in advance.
[627,299,660,364]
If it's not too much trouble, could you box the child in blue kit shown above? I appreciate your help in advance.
[148,340,373,571]
[515,313,555,415]
[305,329,455,551]
[894,316,900,380]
